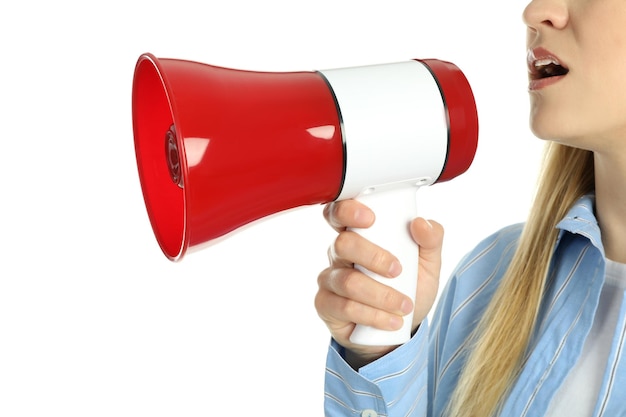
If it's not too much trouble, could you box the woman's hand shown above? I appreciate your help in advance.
[315,199,444,367]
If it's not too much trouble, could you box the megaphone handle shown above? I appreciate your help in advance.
[348,186,419,346]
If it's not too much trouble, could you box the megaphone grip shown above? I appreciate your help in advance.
[348,186,419,346]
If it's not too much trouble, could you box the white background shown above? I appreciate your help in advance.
[1,0,541,415]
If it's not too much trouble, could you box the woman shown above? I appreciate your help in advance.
[315,0,626,415]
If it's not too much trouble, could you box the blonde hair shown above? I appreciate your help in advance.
[445,142,595,417]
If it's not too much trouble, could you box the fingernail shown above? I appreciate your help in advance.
[355,208,374,225]
[389,315,404,330]
[400,298,414,315]
[424,219,433,229]
[388,260,402,277]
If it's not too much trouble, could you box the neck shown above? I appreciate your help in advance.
[594,151,626,263]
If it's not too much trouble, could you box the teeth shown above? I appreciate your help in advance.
[534,58,559,68]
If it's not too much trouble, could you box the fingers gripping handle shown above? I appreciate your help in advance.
[348,187,419,346]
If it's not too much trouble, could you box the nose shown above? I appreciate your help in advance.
[523,0,568,30]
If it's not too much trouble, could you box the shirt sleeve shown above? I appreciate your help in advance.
[324,322,429,417]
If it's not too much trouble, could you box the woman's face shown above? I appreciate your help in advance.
[524,0,626,153]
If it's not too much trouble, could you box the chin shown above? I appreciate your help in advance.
[529,111,578,145]
[528,117,556,141]
[529,125,594,152]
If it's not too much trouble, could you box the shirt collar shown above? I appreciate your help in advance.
[555,193,604,254]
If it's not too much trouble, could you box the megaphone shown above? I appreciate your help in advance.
[132,53,478,346]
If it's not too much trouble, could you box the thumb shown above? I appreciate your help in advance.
[410,217,444,278]
[410,217,444,264]
[409,217,444,326]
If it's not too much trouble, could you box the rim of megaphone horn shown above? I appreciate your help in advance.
[132,52,190,261]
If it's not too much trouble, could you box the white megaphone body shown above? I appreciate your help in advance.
[132,53,479,346]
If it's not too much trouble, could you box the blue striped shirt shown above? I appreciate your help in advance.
[324,195,626,416]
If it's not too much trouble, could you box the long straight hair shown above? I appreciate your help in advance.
[445,142,595,417]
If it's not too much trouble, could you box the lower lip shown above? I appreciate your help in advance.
[528,75,566,91]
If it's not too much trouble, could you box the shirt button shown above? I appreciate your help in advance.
[361,410,378,417]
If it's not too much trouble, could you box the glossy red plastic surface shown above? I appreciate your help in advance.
[132,54,344,260]
[418,59,479,183]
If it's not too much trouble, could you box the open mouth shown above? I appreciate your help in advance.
[531,57,569,80]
